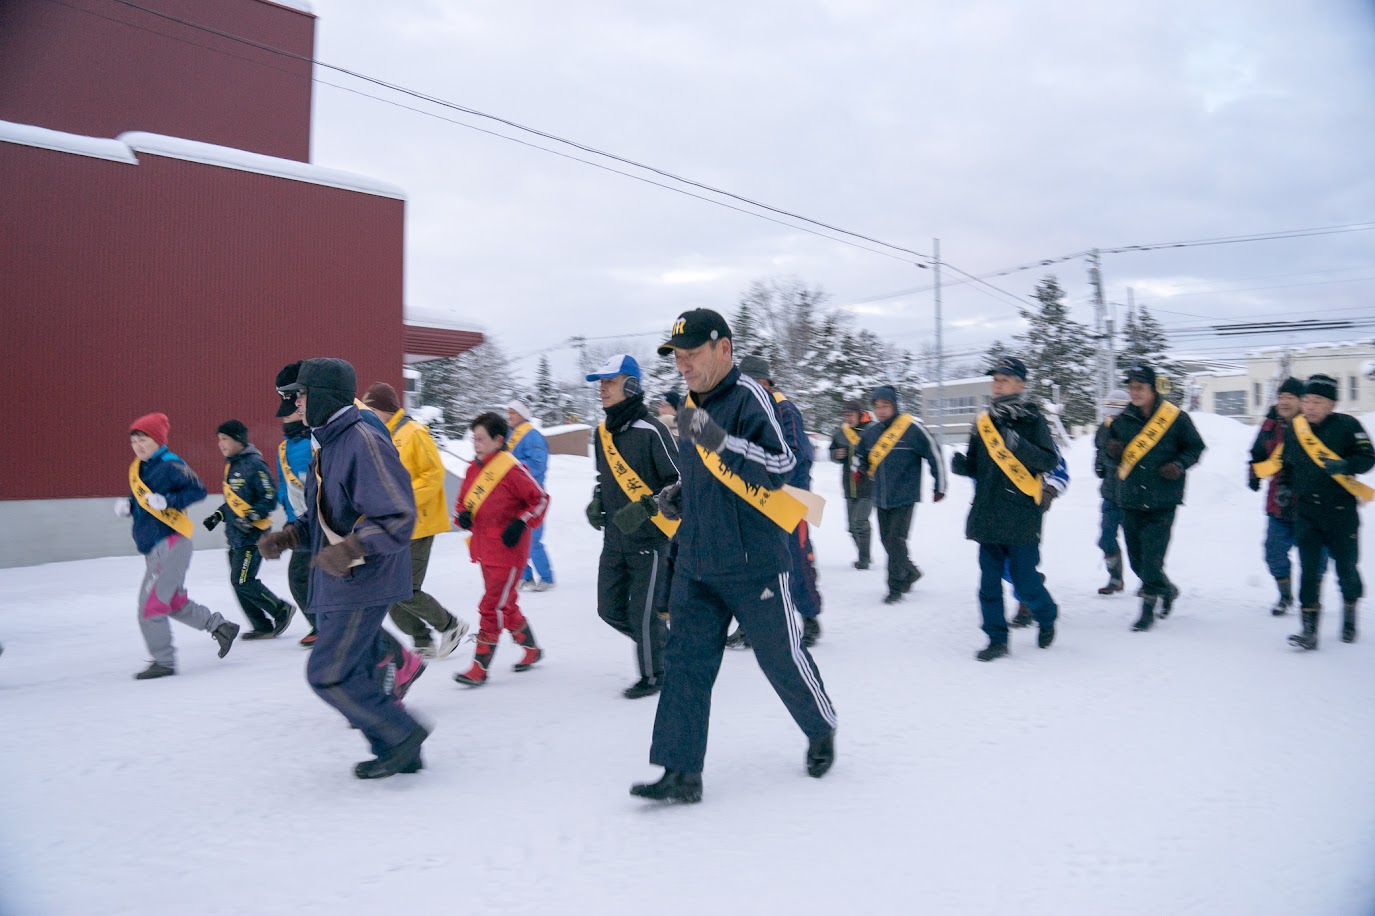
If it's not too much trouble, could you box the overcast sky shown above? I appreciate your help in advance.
[307,0,1375,378]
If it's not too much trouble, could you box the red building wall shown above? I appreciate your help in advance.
[0,0,314,162]
[0,141,405,500]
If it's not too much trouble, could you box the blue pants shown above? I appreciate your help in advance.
[980,543,1056,645]
[787,520,822,619]
[307,605,419,755]
[1099,498,1123,557]
[650,572,837,774]
[521,523,555,584]
[1265,516,1329,581]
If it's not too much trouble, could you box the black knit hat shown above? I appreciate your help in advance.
[842,399,863,414]
[1277,377,1305,399]
[1304,373,1339,402]
[217,419,250,445]
[739,354,771,381]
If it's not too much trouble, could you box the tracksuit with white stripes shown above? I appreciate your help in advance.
[649,367,837,775]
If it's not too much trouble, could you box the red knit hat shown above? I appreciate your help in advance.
[130,413,170,446]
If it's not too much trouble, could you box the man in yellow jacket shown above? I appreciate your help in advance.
[363,383,470,658]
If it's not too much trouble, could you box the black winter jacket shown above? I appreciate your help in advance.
[218,445,278,548]
[955,405,1058,545]
[1103,399,1206,512]
[828,418,873,500]
[854,413,946,510]
[1277,411,1374,519]
[592,397,681,548]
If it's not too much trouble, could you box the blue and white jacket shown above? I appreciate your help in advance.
[512,425,550,487]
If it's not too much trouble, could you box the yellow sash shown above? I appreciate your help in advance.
[1252,442,1283,480]
[463,451,518,517]
[278,440,304,490]
[1117,400,1181,481]
[842,425,860,447]
[867,413,913,478]
[685,394,808,532]
[224,464,272,530]
[1292,416,1374,504]
[976,412,1042,505]
[129,460,195,538]
[599,423,679,538]
[507,422,531,452]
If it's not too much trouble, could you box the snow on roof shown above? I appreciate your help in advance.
[405,307,487,333]
[1246,339,1375,357]
[0,119,137,164]
[259,0,315,14]
[920,376,991,388]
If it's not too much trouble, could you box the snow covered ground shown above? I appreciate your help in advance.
[2,412,1374,916]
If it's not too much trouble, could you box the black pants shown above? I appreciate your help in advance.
[598,541,668,681]
[877,504,918,594]
[1296,505,1362,607]
[288,548,314,626]
[387,536,457,646]
[1121,507,1176,598]
[228,544,289,631]
[650,572,836,774]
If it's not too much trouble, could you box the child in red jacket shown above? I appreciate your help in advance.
[453,412,548,686]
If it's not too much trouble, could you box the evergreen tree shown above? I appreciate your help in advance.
[416,339,516,439]
[1014,275,1098,428]
[1119,302,1184,404]
[530,355,571,424]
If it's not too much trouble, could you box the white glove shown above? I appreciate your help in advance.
[146,493,168,511]
[113,498,131,519]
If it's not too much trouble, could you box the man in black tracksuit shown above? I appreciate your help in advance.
[631,309,837,804]
[1102,364,1206,632]
[205,419,295,638]
[829,399,875,569]
[854,384,946,604]
[585,354,679,698]
[1278,373,1374,649]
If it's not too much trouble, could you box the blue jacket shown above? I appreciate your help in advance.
[771,392,813,490]
[511,424,550,486]
[676,367,796,582]
[854,414,947,510]
[127,447,208,555]
[277,432,313,522]
[285,406,416,613]
[217,444,277,548]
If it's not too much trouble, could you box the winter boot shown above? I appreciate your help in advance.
[212,622,240,658]
[807,732,836,778]
[1098,554,1125,595]
[853,558,870,570]
[1342,602,1358,643]
[1288,608,1319,650]
[975,642,1009,662]
[1037,623,1055,649]
[1009,604,1033,628]
[454,634,498,686]
[241,627,276,641]
[1159,584,1180,618]
[510,622,543,672]
[623,676,661,700]
[901,567,923,594]
[882,591,903,605]
[134,662,176,680]
[436,618,471,660]
[630,769,703,804]
[355,725,429,780]
[1269,577,1293,616]
[725,625,751,649]
[270,604,296,637]
[1132,596,1158,632]
[298,628,318,648]
[802,617,821,648]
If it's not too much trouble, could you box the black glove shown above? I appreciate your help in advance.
[680,407,727,453]
[1323,457,1351,477]
[933,491,945,503]
[657,482,683,521]
[1106,439,1125,459]
[1003,429,1021,451]
[455,509,473,530]
[313,534,364,577]
[831,447,847,461]
[231,515,256,534]
[258,527,299,560]
[203,510,223,532]
[585,489,604,530]
[1158,462,1184,481]
[1247,473,1261,492]
[951,452,969,476]
[1276,484,1293,508]
[1094,464,1106,479]
[501,519,527,548]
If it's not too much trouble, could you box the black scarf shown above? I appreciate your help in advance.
[604,392,647,432]
[283,420,308,439]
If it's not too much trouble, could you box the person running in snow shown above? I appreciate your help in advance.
[1249,377,1326,616]
[631,309,836,805]
[1093,389,1130,596]
[117,413,239,679]
[1007,446,1070,629]
[506,399,556,591]
[853,384,946,605]
[362,382,471,660]
[951,357,1060,661]
[452,411,548,686]
[274,362,318,646]
[585,354,679,699]
[1278,374,1374,650]
[204,419,295,639]
[829,398,875,570]
[1102,364,1207,633]
[257,358,429,779]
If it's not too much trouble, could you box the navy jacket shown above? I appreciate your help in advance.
[217,444,277,548]
[854,414,946,510]
[286,406,416,613]
[955,405,1059,545]
[676,367,796,582]
[127,447,208,555]
[772,392,813,490]
[1093,421,1120,503]
[1104,399,1206,512]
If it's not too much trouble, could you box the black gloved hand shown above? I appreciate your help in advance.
[1094,464,1106,479]
[455,509,473,530]
[613,498,651,534]
[1041,487,1059,512]
[657,482,683,521]
[1106,439,1125,459]
[258,527,299,560]
[203,510,224,532]
[1247,473,1261,492]
[1158,462,1184,481]
[680,407,727,453]
[951,452,969,476]
[585,488,604,530]
[501,518,527,548]
[1322,457,1351,477]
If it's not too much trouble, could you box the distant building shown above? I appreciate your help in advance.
[919,376,992,441]
[1183,340,1375,424]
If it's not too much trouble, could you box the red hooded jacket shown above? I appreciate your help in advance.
[456,451,549,566]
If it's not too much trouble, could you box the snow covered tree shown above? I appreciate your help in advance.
[529,354,573,424]
[1119,302,1185,404]
[1014,275,1098,428]
[416,338,516,439]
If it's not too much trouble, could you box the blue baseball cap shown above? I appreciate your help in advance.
[585,354,642,382]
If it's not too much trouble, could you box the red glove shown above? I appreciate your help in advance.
[313,533,364,576]
[851,471,863,487]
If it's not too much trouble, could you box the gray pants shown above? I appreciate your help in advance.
[387,536,457,646]
[138,535,226,667]
[847,496,873,564]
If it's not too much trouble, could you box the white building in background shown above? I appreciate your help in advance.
[1184,340,1375,424]
[918,376,992,440]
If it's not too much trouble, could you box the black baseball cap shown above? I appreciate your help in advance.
[275,360,304,417]
[1123,364,1157,387]
[657,309,732,356]
[988,356,1028,381]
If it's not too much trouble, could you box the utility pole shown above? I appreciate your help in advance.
[1088,249,1108,421]
[933,238,944,448]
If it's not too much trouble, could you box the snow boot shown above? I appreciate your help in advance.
[802,617,821,648]
[1132,596,1158,632]
[853,558,870,570]
[1009,604,1033,628]
[975,642,1009,662]
[134,662,175,680]
[454,634,498,686]
[725,625,751,649]
[630,769,703,804]
[355,725,428,780]
[1271,577,1293,616]
[212,621,240,658]
[1289,608,1319,650]
[623,676,661,700]
[436,618,470,660]
[510,622,543,671]
[1037,623,1055,649]
[1342,602,1358,643]
[1159,584,1180,618]
[882,591,903,605]
[241,627,275,641]
[901,567,923,594]
[1098,554,1125,595]
[807,732,836,778]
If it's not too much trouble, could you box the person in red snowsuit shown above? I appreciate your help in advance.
[453,411,549,686]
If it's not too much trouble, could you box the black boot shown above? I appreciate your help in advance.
[1132,596,1158,632]
[1009,603,1033,628]
[1037,623,1055,649]
[355,725,429,779]
[1289,608,1319,650]
[1159,584,1180,618]
[975,642,1008,662]
[725,625,750,649]
[1098,554,1125,595]
[623,676,661,699]
[134,662,176,680]
[806,732,835,778]
[630,769,703,804]
[1342,602,1357,643]
[882,590,903,605]
[212,622,240,658]
[271,604,297,637]
[802,617,820,648]
[1271,577,1293,616]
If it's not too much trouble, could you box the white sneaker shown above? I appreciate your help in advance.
[416,643,437,660]
[517,579,534,591]
[436,619,471,660]
[531,581,555,593]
